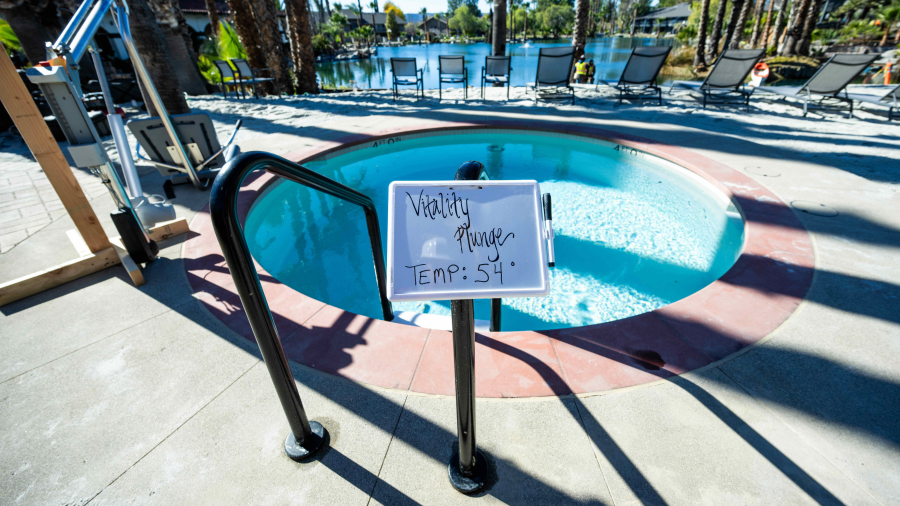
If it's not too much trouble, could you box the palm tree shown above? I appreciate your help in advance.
[708,0,729,60]
[284,0,318,93]
[748,0,765,46]
[768,0,789,51]
[573,0,590,61]
[779,0,811,55]
[878,4,900,46]
[349,4,363,29]
[249,0,294,95]
[694,0,712,69]
[226,0,269,72]
[759,0,775,47]
[420,7,429,42]
[0,0,57,66]
[129,0,191,114]
[492,0,507,55]
[731,0,753,48]
[722,0,746,49]
[204,0,220,38]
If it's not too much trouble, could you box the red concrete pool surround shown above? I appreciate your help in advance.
[183,121,815,398]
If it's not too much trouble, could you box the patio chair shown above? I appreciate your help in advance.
[845,83,899,121]
[755,53,879,117]
[127,113,242,192]
[528,47,576,105]
[231,58,281,98]
[481,55,512,100]
[597,46,671,106]
[438,55,468,101]
[213,60,241,99]
[390,58,424,101]
[668,49,765,111]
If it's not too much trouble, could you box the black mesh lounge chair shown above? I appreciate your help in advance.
[231,58,281,99]
[668,49,765,111]
[128,113,242,188]
[213,60,241,99]
[390,58,424,101]
[481,56,511,100]
[597,46,671,106]
[846,83,899,121]
[438,55,467,101]
[529,47,576,105]
[755,54,879,117]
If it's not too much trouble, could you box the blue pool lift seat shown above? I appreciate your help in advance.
[481,56,512,100]
[390,58,424,101]
[438,55,468,101]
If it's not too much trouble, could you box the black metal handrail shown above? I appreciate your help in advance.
[209,151,393,460]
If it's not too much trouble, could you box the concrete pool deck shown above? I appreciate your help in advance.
[1,87,899,505]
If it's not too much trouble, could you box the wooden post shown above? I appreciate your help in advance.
[0,49,111,253]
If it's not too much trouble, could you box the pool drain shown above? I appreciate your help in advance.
[487,145,505,152]
[745,166,781,177]
[791,200,839,217]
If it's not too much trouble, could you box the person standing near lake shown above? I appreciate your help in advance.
[586,59,595,84]
[573,55,587,83]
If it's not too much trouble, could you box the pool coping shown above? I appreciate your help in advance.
[183,120,815,398]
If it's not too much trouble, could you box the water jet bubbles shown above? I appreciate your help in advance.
[487,145,505,152]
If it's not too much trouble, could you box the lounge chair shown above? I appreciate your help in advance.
[438,55,467,101]
[390,58,424,101]
[598,46,671,106]
[755,54,879,117]
[668,49,765,111]
[213,60,242,99]
[846,83,899,120]
[481,55,511,100]
[231,58,281,98]
[529,47,576,105]
[127,113,241,192]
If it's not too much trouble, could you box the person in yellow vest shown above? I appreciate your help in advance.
[586,59,596,84]
[573,55,587,83]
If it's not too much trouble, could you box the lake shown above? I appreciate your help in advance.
[315,37,690,91]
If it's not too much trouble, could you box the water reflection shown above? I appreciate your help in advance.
[315,37,680,90]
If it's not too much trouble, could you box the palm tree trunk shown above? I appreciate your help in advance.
[249,0,294,95]
[128,0,190,115]
[708,0,728,59]
[492,0,506,56]
[573,0,590,62]
[761,0,775,46]
[768,0,788,48]
[147,0,208,95]
[779,0,810,55]
[226,0,268,71]
[749,0,765,47]
[796,0,819,55]
[0,0,55,66]
[204,0,220,38]
[694,0,711,68]
[726,0,751,49]
[284,0,318,93]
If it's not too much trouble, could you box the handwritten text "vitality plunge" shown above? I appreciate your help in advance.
[406,190,471,227]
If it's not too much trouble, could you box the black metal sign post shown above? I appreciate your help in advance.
[447,162,490,493]
[210,152,394,462]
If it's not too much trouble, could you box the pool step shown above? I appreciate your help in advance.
[392,311,491,333]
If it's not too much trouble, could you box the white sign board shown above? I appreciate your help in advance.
[387,180,550,302]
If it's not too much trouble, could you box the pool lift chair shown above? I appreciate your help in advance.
[23,0,215,266]
[529,47,577,105]
[754,53,879,118]
[598,46,672,106]
[668,49,765,112]
[438,55,468,101]
[128,114,242,197]
[390,58,424,101]
[481,56,512,100]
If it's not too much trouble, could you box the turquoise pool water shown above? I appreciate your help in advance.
[244,130,745,331]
